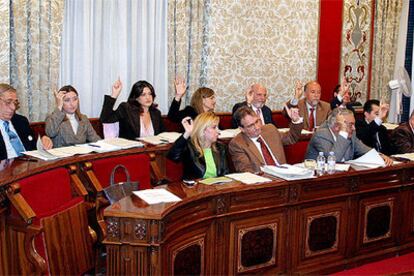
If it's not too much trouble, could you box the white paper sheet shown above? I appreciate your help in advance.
[225,172,272,185]
[218,128,241,139]
[139,132,182,145]
[345,149,385,168]
[133,189,181,204]
[261,164,315,180]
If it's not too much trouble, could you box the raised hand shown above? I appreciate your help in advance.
[111,77,123,99]
[339,77,350,98]
[174,76,187,101]
[294,80,303,100]
[379,102,390,120]
[283,104,300,122]
[245,86,254,104]
[181,116,194,139]
[54,90,65,111]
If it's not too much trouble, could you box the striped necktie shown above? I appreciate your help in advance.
[4,121,25,156]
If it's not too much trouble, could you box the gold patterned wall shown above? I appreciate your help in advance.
[0,2,10,83]
[340,0,373,104]
[168,0,320,112]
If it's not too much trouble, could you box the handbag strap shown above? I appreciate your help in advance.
[109,164,131,186]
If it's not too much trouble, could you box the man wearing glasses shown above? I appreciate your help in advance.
[229,106,303,173]
[0,83,52,160]
[305,108,392,165]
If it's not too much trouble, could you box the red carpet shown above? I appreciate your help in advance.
[333,252,414,275]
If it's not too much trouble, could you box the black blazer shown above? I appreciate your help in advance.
[231,101,274,128]
[100,95,165,140]
[330,97,355,113]
[167,98,198,123]
[356,119,391,155]
[167,135,229,180]
[0,114,36,160]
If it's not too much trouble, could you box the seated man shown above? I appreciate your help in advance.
[305,108,392,165]
[390,110,414,154]
[284,80,331,130]
[0,83,52,160]
[356,99,391,155]
[231,84,274,128]
[330,79,355,113]
[229,106,303,173]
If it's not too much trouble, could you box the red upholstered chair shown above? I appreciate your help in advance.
[6,167,95,275]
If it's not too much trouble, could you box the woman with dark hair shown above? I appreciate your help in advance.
[100,78,165,139]
[45,85,101,148]
[167,77,216,122]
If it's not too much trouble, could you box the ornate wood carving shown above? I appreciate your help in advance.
[214,196,228,215]
[305,211,340,257]
[106,217,120,239]
[172,239,204,276]
[237,223,277,273]
[134,219,147,240]
[363,200,394,243]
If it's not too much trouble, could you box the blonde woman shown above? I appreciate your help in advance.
[167,112,228,180]
[45,85,100,148]
[167,77,216,123]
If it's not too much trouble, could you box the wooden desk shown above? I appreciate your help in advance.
[104,163,414,275]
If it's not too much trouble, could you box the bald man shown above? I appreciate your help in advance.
[284,80,331,130]
[231,84,275,128]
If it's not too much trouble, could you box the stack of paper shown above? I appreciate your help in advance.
[261,164,314,180]
[278,128,313,135]
[393,152,414,161]
[225,172,272,184]
[198,176,233,185]
[383,123,399,130]
[139,132,181,145]
[218,128,241,139]
[133,189,181,204]
[345,149,385,168]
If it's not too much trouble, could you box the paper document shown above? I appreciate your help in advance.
[278,128,313,135]
[23,137,61,160]
[218,128,241,139]
[262,164,314,180]
[198,176,233,185]
[225,172,272,185]
[393,152,414,161]
[383,123,399,130]
[133,189,181,204]
[139,132,181,145]
[77,138,144,153]
[345,149,385,168]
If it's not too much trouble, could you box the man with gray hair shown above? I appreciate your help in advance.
[0,83,52,160]
[390,109,414,154]
[305,108,392,165]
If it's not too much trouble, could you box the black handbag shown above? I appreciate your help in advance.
[103,164,139,204]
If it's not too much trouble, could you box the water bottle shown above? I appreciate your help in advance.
[327,151,336,174]
[316,152,326,176]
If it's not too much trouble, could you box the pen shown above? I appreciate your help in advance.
[88,143,101,148]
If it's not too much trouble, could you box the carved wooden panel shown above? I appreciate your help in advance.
[305,211,340,257]
[229,212,285,274]
[172,239,204,276]
[363,200,393,243]
[0,212,8,275]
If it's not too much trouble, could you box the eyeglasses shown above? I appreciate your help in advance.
[0,98,19,107]
[242,118,261,130]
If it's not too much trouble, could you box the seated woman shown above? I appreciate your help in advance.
[45,85,100,148]
[100,79,165,140]
[167,112,228,180]
[167,77,216,123]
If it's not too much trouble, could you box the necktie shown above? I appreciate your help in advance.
[308,107,315,130]
[4,121,25,156]
[257,137,276,166]
[256,108,263,124]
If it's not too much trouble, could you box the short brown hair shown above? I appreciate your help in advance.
[233,106,256,127]
[190,87,215,114]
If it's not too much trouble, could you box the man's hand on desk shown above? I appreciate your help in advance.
[380,154,393,166]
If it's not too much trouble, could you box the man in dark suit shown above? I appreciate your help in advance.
[0,84,52,160]
[390,110,414,154]
[356,99,391,155]
[231,84,275,128]
[229,106,303,173]
[284,80,331,130]
[306,108,392,165]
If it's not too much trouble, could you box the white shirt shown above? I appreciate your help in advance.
[0,119,25,159]
[66,113,79,135]
[140,116,155,137]
[250,135,279,165]
[251,105,265,125]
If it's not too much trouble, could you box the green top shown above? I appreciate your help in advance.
[203,148,217,179]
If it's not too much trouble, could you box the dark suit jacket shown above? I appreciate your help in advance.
[283,98,331,129]
[167,135,229,180]
[229,123,302,173]
[330,96,355,113]
[356,119,391,155]
[100,95,165,140]
[231,101,274,128]
[0,114,36,160]
[305,126,371,161]
[167,98,198,123]
[390,122,414,154]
